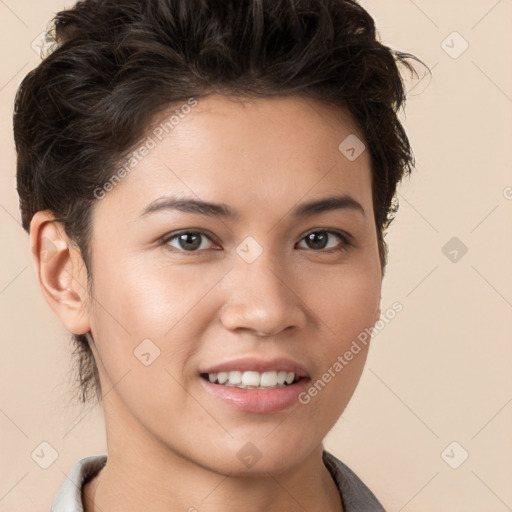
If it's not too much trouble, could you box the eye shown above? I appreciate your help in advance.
[296,230,351,251]
[163,230,218,252]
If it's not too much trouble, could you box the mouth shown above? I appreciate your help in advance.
[200,370,304,390]
[198,358,311,413]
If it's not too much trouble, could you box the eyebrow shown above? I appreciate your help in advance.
[139,194,366,220]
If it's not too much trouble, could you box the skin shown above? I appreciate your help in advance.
[31,94,382,512]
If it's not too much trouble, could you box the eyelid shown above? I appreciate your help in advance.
[300,228,352,243]
[296,228,353,250]
[161,229,219,251]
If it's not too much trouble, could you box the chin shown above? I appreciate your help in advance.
[203,436,317,476]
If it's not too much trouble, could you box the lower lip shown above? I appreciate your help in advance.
[199,376,310,414]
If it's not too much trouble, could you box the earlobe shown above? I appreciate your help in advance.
[30,211,91,335]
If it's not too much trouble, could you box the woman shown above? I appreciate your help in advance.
[13,0,425,510]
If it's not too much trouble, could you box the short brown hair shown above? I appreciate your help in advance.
[13,0,427,405]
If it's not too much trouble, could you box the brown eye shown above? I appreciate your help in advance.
[164,231,216,252]
[297,230,350,251]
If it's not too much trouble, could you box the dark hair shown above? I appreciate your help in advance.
[13,0,427,406]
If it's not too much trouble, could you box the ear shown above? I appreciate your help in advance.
[29,211,91,335]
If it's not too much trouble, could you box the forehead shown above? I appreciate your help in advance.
[93,94,373,225]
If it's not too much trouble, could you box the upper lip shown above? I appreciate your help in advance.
[200,357,310,378]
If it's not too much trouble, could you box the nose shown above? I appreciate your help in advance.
[219,255,308,337]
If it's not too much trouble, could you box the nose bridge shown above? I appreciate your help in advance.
[220,244,306,336]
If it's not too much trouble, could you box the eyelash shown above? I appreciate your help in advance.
[161,229,352,254]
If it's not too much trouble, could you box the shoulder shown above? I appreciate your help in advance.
[50,455,107,512]
[322,450,386,512]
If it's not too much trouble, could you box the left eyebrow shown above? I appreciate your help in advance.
[291,194,366,219]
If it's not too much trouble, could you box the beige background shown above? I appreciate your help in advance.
[1,1,511,510]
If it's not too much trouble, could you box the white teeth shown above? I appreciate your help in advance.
[227,371,242,385]
[260,371,278,387]
[204,370,299,388]
[242,371,261,387]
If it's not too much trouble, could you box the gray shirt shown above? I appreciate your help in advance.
[50,450,385,511]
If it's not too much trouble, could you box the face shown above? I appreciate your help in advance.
[83,94,382,474]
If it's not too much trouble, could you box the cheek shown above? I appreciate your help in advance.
[92,250,213,334]
[86,257,228,444]
[296,262,380,417]
[307,260,381,340]
[87,255,220,381]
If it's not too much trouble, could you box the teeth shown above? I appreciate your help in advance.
[242,371,261,387]
[277,371,287,384]
[227,371,242,385]
[205,370,299,388]
[260,371,278,387]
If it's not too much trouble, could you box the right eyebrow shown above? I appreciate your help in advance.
[138,196,239,220]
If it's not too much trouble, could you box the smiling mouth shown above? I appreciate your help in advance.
[200,370,304,390]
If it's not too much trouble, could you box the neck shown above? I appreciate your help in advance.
[82,395,343,512]
[83,434,343,512]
